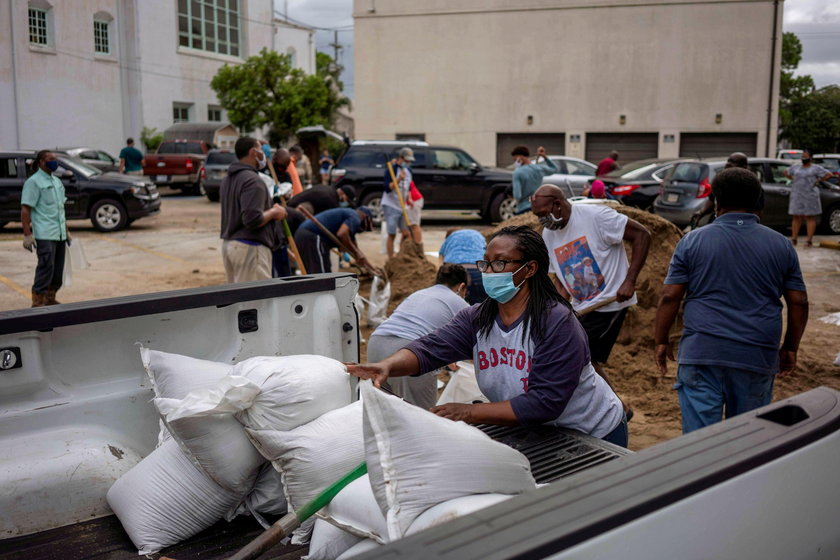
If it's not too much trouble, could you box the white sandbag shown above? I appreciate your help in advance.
[233,355,353,432]
[360,380,536,540]
[405,493,514,536]
[142,348,264,494]
[225,463,288,526]
[367,276,390,328]
[436,361,490,406]
[246,401,365,544]
[306,518,364,560]
[319,473,388,544]
[336,538,382,560]
[106,439,241,554]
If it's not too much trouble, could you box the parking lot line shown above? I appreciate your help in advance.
[0,274,29,300]
[97,236,189,264]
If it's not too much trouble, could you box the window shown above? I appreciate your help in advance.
[748,163,765,183]
[338,149,387,168]
[769,163,791,185]
[94,19,110,54]
[173,103,192,123]
[396,133,426,142]
[208,106,222,122]
[0,158,18,179]
[287,47,296,68]
[178,0,240,57]
[97,151,115,163]
[566,160,596,176]
[651,164,674,182]
[157,141,204,154]
[29,7,49,46]
[431,149,474,170]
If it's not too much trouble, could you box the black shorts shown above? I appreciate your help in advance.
[578,308,628,364]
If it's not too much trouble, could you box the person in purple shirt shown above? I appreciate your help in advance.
[348,225,626,447]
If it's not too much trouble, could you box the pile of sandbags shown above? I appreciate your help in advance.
[107,348,353,554]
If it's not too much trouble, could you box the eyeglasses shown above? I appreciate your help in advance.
[529,194,556,204]
[476,259,526,273]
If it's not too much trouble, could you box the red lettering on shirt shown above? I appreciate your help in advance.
[527,357,532,373]
[516,351,526,370]
[489,348,499,367]
[478,351,489,370]
[521,377,529,392]
[499,348,507,365]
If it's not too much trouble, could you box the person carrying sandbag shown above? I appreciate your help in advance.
[349,226,627,447]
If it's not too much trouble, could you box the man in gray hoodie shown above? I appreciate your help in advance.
[220,136,287,282]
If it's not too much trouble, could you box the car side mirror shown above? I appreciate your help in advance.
[469,162,480,174]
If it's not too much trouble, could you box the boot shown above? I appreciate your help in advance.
[45,288,61,305]
[31,291,47,308]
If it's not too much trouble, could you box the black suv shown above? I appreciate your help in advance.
[331,141,514,222]
[0,151,161,232]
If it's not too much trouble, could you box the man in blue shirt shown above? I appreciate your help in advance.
[654,167,809,433]
[293,206,380,275]
[511,145,557,215]
[118,138,145,175]
[21,150,70,307]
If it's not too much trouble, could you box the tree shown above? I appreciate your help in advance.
[779,32,816,141]
[140,127,164,153]
[316,51,344,92]
[211,48,350,146]
[783,85,840,153]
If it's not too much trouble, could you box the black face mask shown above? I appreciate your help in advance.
[802,158,811,164]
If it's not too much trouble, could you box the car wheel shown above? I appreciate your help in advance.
[188,181,205,196]
[822,205,840,234]
[489,192,517,223]
[207,191,220,202]
[360,192,383,226]
[90,199,128,232]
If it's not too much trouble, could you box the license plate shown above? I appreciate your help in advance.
[666,193,679,203]
[155,175,167,182]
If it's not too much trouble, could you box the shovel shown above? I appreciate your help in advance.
[226,461,368,560]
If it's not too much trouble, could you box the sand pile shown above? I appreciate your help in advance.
[383,239,437,314]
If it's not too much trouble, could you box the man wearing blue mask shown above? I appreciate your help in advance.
[531,184,650,417]
[511,145,557,215]
[21,150,70,307]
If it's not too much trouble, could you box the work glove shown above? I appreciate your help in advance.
[23,235,36,252]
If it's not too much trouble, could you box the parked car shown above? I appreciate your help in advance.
[533,156,598,195]
[58,147,120,173]
[653,158,840,233]
[599,158,687,210]
[777,149,804,160]
[202,149,237,202]
[143,139,210,194]
[0,151,161,232]
[331,141,514,222]
[813,154,840,185]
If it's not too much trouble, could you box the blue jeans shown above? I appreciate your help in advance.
[675,364,775,434]
[383,205,406,235]
[601,417,628,448]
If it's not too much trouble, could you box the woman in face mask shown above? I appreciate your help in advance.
[348,226,627,447]
[784,149,833,247]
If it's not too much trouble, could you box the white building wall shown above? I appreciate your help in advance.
[353,0,782,164]
[273,21,316,75]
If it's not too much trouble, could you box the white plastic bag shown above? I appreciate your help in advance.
[142,348,264,494]
[62,239,90,287]
[367,276,391,328]
[106,439,241,554]
[319,473,388,544]
[405,493,514,536]
[307,518,364,560]
[436,361,490,406]
[360,380,536,539]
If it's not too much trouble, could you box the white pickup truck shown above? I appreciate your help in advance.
[1,275,838,559]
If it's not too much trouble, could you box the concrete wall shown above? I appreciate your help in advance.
[352,0,782,165]
[273,21,316,75]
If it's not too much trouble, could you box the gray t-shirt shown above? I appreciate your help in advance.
[374,284,469,341]
[405,302,623,437]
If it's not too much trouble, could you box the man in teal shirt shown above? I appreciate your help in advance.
[21,150,70,307]
[118,138,145,175]
[511,145,557,214]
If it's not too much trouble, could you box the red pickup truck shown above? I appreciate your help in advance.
[143,139,210,194]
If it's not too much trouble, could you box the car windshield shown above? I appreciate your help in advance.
[605,160,662,180]
[59,157,101,178]
[158,142,203,154]
[206,151,237,165]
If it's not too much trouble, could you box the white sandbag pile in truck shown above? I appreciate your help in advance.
[318,473,388,544]
[405,493,514,536]
[360,380,536,540]
[106,438,241,555]
[224,463,288,527]
[143,348,264,494]
[307,518,364,560]
[335,537,382,559]
[246,400,364,543]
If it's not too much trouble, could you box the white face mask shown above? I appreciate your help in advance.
[257,154,267,170]
[514,160,523,169]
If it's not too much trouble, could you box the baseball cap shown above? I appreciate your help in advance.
[590,180,605,198]
[338,184,357,201]
[399,147,415,162]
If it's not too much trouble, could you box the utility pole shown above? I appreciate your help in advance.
[329,30,342,64]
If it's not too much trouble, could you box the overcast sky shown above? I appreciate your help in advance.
[277,0,840,100]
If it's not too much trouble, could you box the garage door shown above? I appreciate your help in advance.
[585,133,658,165]
[679,133,758,158]
[496,133,565,167]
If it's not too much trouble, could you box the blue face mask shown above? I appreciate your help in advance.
[45,160,59,172]
[481,262,529,304]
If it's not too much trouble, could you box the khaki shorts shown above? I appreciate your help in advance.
[222,240,272,283]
